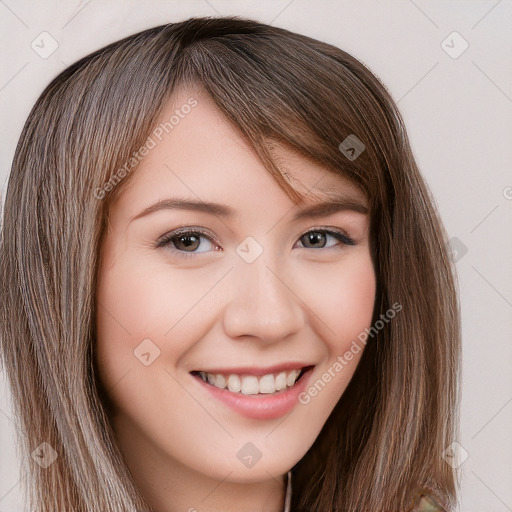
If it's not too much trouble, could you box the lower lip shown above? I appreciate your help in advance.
[191,368,314,420]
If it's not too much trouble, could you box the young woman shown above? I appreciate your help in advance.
[0,16,461,512]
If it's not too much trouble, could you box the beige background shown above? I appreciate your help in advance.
[1,1,511,510]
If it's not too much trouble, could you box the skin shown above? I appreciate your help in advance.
[95,86,376,512]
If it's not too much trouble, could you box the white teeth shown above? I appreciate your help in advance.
[227,374,241,393]
[197,368,305,394]
[286,369,300,387]
[275,371,287,391]
[214,374,226,389]
[240,376,259,395]
[259,374,276,394]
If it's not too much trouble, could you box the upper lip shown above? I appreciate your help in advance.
[191,362,315,377]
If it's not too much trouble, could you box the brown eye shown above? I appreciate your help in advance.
[298,229,355,249]
[157,229,217,256]
[300,231,328,248]
[173,233,201,251]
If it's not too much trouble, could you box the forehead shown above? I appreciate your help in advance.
[110,84,367,215]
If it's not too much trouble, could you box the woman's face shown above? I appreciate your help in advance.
[95,86,376,490]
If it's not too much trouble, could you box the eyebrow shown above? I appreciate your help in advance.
[129,196,369,224]
[292,197,369,219]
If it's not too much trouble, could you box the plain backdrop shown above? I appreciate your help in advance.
[1,1,511,511]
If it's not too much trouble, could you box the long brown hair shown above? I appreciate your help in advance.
[0,16,461,511]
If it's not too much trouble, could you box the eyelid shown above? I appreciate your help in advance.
[157,226,218,243]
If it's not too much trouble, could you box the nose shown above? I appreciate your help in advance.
[222,256,305,344]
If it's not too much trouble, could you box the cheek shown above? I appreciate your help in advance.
[289,250,376,421]
[93,251,207,450]
[296,249,376,351]
[94,247,221,389]
[333,258,376,343]
[94,245,172,389]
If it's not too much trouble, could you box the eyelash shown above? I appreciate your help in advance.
[156,226,356,259]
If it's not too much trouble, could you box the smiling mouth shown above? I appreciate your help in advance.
[190,366,313,396]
